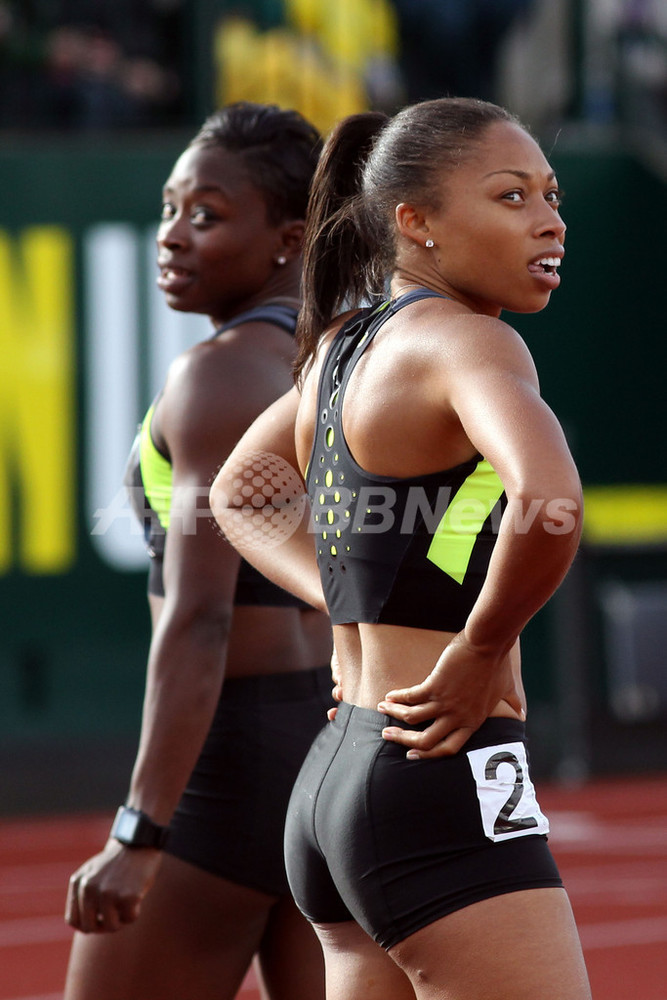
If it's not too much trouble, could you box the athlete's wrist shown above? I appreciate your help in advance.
[110,805,170,850]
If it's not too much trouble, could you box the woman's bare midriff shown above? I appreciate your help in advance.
[149,595,332,678]
[333,621,526,718]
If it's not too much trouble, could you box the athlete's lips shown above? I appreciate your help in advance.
[527,248,564,288]
[156,262,194,294]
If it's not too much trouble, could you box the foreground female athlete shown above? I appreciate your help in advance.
[211,97,591,999]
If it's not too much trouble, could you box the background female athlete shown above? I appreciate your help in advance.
[64,102,331,1000]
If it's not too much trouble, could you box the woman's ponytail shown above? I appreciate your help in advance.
[294,111,388,382]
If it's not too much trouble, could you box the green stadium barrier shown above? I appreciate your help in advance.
[0,135,665,808]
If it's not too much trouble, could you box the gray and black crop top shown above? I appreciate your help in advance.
[125,303,305,605]
[306,290,507,633]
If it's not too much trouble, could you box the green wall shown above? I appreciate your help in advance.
[1,134,187,746]
[0,135,665,807]
[515,143,665,486]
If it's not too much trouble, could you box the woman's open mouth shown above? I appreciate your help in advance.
[528,256,561,277]
[157,265,193,294]
[527,255,562,288]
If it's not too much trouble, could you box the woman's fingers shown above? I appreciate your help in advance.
[377,681,437,722]
[506,687,526,719]
[382,720,476,758]
[67,873,102,934]
[64,875,80,927]
[379,682,427,706]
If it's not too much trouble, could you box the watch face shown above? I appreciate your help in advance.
[112,807,167,848]
[114,809,140,842]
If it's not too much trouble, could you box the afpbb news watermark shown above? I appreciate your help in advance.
[92,450,579,551]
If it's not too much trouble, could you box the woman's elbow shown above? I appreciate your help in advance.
[210,467,232,536]
[542,493,583,544]
[171,598,234,653]
[509,476,584,546]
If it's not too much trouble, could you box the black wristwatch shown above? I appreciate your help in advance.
[110,805,169,849]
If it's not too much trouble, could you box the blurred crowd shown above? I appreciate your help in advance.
[0,0,185,129]
[614,0,667,130]
[0,0,664,133]
[0,0,542,133]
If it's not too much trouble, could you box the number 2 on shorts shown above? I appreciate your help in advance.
[467,742,550,843]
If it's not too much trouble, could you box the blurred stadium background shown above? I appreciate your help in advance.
[1,0,666,818]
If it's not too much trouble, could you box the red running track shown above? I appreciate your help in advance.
[1,774,666,999]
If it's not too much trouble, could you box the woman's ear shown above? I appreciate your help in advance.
[395,202,431,248]
[276,219,306,262]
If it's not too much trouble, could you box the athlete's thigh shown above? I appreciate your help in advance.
[389,887,591,1000]
[254,894,325,1000]
[313,920,417,1000]
[64,853,276,1000]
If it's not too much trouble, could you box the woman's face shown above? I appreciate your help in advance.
[156,143,285,325]
[419,121,566,316]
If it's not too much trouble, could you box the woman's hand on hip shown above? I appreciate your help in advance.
[377,632,524,759]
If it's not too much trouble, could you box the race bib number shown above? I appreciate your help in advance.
[467,742,550,843]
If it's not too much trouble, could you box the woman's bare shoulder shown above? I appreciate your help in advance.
[409,303,540,388]
[158,329,294,457]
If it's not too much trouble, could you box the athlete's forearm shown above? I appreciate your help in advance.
[464,485,583,655]
[126,606,231,824]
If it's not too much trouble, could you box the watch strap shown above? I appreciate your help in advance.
[110,805,169,849]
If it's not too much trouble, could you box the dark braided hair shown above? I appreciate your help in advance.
[190,101,323,226]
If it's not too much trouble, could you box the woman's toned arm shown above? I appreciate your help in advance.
[66,332,293,933]
[379,315,583,757]
[210,385,326,612]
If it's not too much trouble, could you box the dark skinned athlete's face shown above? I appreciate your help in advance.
[156,144,285,326]
[414,122,567,317]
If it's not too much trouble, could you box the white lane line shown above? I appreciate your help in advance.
[562,862,667,905]
[579,915,667,950]
[2,994,63,1000]
[0,817,111,854]
[0,915,73,947]
[0,861,77,893]
[548,811,667,853]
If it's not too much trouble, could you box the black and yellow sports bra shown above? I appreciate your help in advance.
[126,303,304,604]
[306,289,507,633]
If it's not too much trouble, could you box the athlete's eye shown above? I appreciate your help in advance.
[160,202,176,220]
[502,191,523,204]
[191,207,217,225]
[546,188,564,208]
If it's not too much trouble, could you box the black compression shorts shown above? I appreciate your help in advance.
[284,704,563,949]
[165,665,333,896]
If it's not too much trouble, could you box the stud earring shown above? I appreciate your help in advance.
[425,239,434,248]
[275,254,287,266]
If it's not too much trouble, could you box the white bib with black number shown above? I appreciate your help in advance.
[467,742,550,843]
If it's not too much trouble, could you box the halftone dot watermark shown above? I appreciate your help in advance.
[217,451,308,550]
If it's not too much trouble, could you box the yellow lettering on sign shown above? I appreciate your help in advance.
[0,227,75,573]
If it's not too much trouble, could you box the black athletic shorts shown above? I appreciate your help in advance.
[165,665,333,896]
[284,703,563,949]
